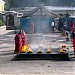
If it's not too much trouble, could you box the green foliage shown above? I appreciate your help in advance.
[0,20,5,26]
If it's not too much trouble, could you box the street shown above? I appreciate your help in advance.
[0,29,75,75]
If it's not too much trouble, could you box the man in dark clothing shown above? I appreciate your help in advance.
[58,20,64,32]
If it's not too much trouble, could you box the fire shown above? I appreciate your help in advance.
[58,48,66,53]
[46,49,52,53]
[27,45,32,53]
[60,44,67,48]
[37,48,42,54]
[27,48,32,53]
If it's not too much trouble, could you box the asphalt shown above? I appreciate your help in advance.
[0,26,75,75]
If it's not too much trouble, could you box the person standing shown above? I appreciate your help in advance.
[58,20,64,32]
[64,20,67,30]
[70,21,74,31]
[72,28,75,57]
[14,30,22,53]
[30,21,34,34]
[21,30,27,52]
[51,21,55,32]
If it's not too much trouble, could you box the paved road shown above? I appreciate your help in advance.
[0,28,75,75]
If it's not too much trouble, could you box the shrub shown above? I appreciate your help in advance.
[0,20,5,26]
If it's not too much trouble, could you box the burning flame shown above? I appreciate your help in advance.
[47,49,52,53]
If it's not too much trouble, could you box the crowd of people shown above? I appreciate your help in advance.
[51,19,75,57]
[51,19,74,33]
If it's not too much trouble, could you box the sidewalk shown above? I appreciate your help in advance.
[0,26,15,52]
[0,26,15,35]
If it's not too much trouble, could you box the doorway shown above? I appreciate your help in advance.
[6,14,14,26]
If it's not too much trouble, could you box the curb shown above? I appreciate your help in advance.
[0,26,6,29]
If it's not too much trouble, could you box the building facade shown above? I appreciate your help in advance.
[0,0,4,12]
